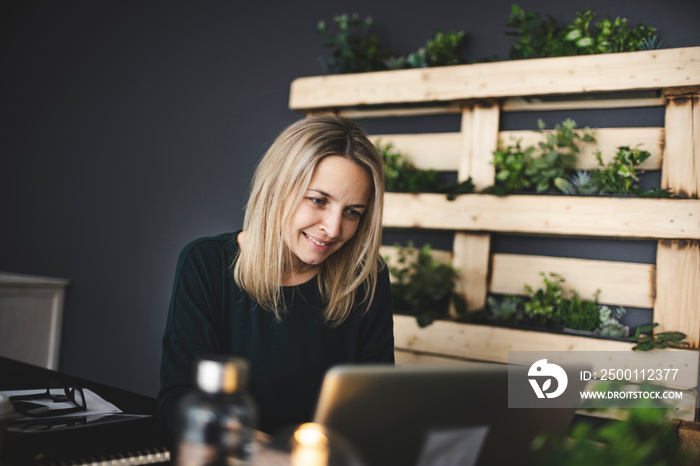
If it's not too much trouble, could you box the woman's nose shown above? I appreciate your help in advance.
[320,211,342,238]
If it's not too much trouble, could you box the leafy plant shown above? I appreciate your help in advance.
[523,273,566,325]
[560,290,600,331]
[486,295,523,321]
[523,273,601,331]
[506,4,576,59]
[378,141,440,193]
[491,139,536,194]
[377,141,475,198]
[591,146,651,194]
[388,242,464,327]
[536,403,696,466]
[492,119,595,193]
[632,323,689,351]
[407,30,466,68]
[506,4,661,59]
[595,305,629,337]
[554,170,601,195]
[317,14,393,74]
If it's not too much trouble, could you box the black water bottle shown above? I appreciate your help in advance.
[176,356,257,465]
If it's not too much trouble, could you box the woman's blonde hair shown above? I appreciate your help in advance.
[234,115,385,326]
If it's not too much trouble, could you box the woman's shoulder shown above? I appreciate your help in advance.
[177,231,241,266]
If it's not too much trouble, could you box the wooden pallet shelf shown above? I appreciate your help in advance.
[290,47,700,110]
[384,193,700,239]
[289,47,700,391]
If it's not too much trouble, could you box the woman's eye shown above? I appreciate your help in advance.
[345,209,362,219]
[309,197,326,206]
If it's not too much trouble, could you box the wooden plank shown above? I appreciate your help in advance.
[501,128,663,171]
[654,240,700,348]
[372,127,662,172]
[339,103,463,119]
[502,91,665,112]
[394,313,633,360]
[393,315,699,390]
[453,233,490,311]
[383,193,700,240]
[468,103,499,189]
[663,95,699,198]
[334,90,665,117]
[290,47,700,110]
[369,133,461,171]
[394,349,497,367]
[380,245,452,273]
[489,254,654,309]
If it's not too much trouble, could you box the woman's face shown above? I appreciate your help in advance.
[283,155,372,283]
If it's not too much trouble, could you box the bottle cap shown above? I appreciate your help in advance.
[196,357,249,394]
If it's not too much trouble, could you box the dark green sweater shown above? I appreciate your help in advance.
[157,232,394,435]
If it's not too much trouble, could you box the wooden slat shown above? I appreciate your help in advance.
[380,245,452,269]
[393,315,699,390]
[290,47,700,110]
[394,313,632,360]
[467,103,499,189]
[339,103,463,119]
[453,233,490,311]
[369,133,461,171]
[394,349,496,367]
[371,127,663,172]
[384,193,700,240]
[502,91,665,112]
[501,128,663,171]
[334,90,665,118]
[489,254,654,308]
[663,95,699,198]
[654,240,700,348]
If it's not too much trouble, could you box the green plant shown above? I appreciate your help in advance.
[564,11,659,54]
[632,323,689,351]
[491,138,536,194]
[523,273,566,325]
[595,305,629,337]
[317,14,393,74]
[407,30,466,68]
[377,141,475,198]
[523,273,601,331]
[506,4,575,59]
[528,119,594,192]
[486,295,523,321]
[506,4,661,59]
[388,243,463,327]
[591,146,651,194]
[560,291,600,331]
[377,141,440,193]
[535,404,695,466]
[554,170,601,195]
[492,119,595,193]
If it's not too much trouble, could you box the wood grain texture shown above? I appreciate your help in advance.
[290,47,700,109]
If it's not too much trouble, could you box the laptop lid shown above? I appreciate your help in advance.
[313,363,578,466]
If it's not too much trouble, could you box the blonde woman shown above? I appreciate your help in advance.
[157,115,394,434]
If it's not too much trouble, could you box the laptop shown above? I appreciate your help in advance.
[313,363,578,466]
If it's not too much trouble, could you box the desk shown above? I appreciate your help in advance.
[0,356,170,465]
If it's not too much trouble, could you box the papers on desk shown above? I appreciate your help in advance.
[1,388,143,432]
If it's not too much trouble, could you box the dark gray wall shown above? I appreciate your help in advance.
[1,0,698,397]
